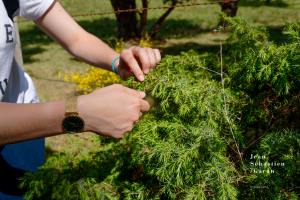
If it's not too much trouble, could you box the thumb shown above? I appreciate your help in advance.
[139,91,146,98]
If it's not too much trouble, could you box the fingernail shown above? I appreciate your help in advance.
[150,68,153,72]
[139,75,144,81]
[144,69,149,74]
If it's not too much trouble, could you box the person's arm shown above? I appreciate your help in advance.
[34,0,161,81]
[0,99,65,145]
[0,85,149,146]
[0,0,156,146]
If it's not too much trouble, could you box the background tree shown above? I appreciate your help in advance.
[110,0,140,40]
[265,0,285,5]
[220,1,238,17]
[110,0,242,40]
[265,0,271,4]
[218,1,238,27]
[110,0,189,40]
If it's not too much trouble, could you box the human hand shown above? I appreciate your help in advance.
[77,84,150,138]
[118,46,161,81]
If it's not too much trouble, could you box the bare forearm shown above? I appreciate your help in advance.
[68,33,120,72]
[0,100,66,146]
[34,1,120,73]
[35,0,160,83]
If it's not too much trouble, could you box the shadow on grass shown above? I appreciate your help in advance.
[148,19,208,40]
[19,17,291,63]
[161,25,291,56]
[77,17,118,40]
[238,0,289,8]
[19,18,208,64]
[206,0,289,8]
[22,45,46,63]
[20,18,204,41]
[19,25,52,64]
[162,42,222,57]
[268,26,288,45]
[45,145,57,161]
[19,17,118,64]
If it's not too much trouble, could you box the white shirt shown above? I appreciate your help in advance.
[0,0,54,103]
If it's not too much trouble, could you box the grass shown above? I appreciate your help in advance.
[16,0,300,158]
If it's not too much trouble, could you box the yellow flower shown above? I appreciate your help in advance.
[61,61,126,94]
[64,75,69,82]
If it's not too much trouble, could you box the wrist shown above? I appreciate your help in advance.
[77,95,90,132]
[112,56,120,74]
[61,96,86,134]
[39,99,66,136]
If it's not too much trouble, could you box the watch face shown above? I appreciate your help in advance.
[62,115,84,133]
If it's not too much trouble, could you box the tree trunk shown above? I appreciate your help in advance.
[110,0,139,40]
[265,0,271,5]
[221,2,238,17]
[138,0,148,38]
[110,0,179,40]
[218,1,238,27]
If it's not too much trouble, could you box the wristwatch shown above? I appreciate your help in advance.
[62,96,85,134]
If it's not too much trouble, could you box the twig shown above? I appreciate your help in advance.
[241,119,279,154]
[221,137,239,154]
[196,61,225,76]
[228,112,241,121]
[218,29,247,175]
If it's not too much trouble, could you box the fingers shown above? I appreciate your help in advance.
[153,49,161,71]
[120,87,150,112]
[121,87,150,112]
[130,47,154,74]
[120,87,150,111]
[131,47,161,74]
[130,47,150,79]
[139,91,146,98]
[144,47,156,74]
[120,47,161,81]
[139,98,150,112]
[112,84,146,100]
[117,85,144,99]
[120,49,145,81]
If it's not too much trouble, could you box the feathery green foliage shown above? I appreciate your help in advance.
[20,14,300,199]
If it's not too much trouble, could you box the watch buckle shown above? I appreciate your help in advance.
[65,112,78,117]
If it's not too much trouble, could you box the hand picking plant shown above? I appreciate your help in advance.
[60,33,156,95]
[21,14,300,199]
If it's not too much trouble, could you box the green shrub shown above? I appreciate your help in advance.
[20,14,300,199]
